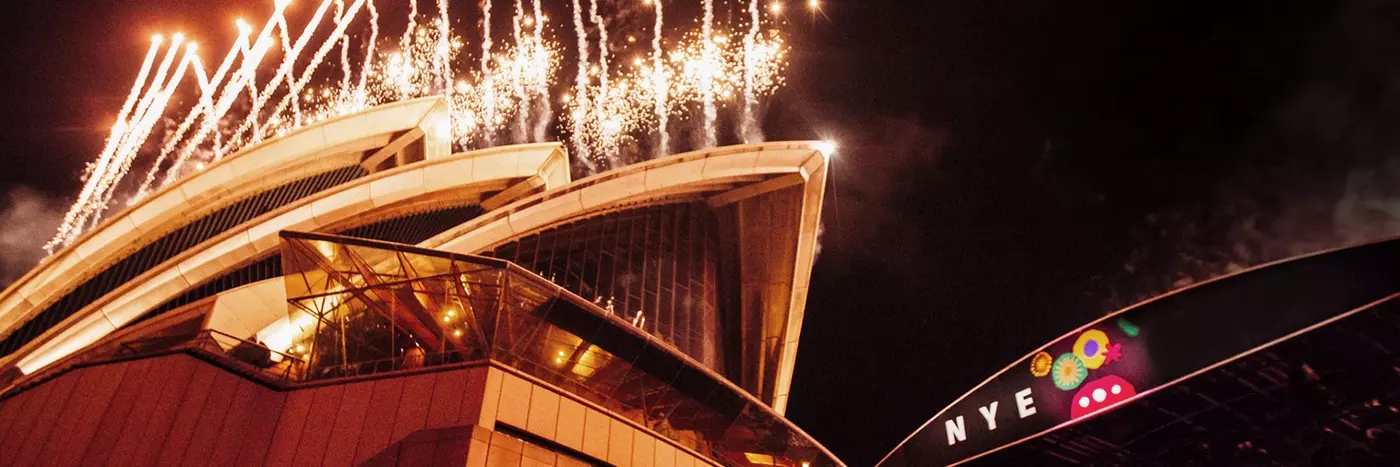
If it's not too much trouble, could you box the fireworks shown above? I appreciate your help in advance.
[46,0,795,254]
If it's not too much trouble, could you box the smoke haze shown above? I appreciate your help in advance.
[0,187,65,289]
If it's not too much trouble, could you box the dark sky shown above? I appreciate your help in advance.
[5,0,1400,465]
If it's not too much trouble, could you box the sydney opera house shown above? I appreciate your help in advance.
[0,97,842,467]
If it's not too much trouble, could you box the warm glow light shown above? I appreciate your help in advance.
[44,0,795,256]
[814,140,837,157]
[453,329,463,337]
[807,0,820,9]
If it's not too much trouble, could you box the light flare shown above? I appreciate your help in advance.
[49,0,798,253]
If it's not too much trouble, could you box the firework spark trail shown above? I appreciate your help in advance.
[355,0,380,108]
[529,0,550,142]
[742,0,759,143]
[701,0,716,148]
[511,0,527,142]
[164,4,291,184]
[480,0,496,144]
[87,39,163,184]
[220,0,337,152]
[136,23,252,199]
[401,0,418,61]
[250,0,367,142]
[588,0,614,166]
[83,35,186,220]
[337,1,352,98]
[93,46,198,225]
[436,0,453,118]
[45,38,166,252]
[53,0,799,254]
[569,0,593,170]
[276,16,302,127]
[652,0,668,156]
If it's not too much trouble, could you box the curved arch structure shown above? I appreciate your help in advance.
[426,142,830,412]
[0,126,841,466]
[0,97,451,337]
[879,237,1400,466]
[0,97,571,375]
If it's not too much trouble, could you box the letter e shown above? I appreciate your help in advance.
[1016,388,1036,418]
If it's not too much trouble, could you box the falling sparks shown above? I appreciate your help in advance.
[46,0,794,254]
[742,0,761,143]
[479,0,496,144]
[700,0,717,148]
[569,0,593,170]
[652,0,668,156]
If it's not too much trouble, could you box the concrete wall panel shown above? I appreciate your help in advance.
[12,368,83,465]
[290,384,347,467]
[352,377,406,465]
[79,357,154,467]
[263,388,316,467]
[232,384,286,467]
[525,383,560,440]
[555,397,586,452]
[205,379,266,467]
[631,430,656,467]
[0,382,51,458]
[496,372,531,429]
[179,370,242,467]
[322,383,374,467]
[426,368,470,429]
[460,366,498,428]
[42,364,129,467]
[581,406,611,461]
[127,356,200,465]
[153,362,220,467]
[607,418,635,467]
[390,373,438,448]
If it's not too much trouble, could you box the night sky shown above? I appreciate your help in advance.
[4,0,1400,465]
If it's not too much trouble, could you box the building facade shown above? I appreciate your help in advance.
[0,98,841,467]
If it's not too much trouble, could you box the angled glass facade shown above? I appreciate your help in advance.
[483,203,727,375]
[278,231,836,467]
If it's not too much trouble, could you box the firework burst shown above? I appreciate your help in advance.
[46,0,794,254]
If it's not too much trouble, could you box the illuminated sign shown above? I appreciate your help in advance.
[879,238,1400,466]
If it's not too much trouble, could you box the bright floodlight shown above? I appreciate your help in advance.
[814,140,837,157]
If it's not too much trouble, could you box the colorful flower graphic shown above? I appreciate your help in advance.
[1073,329,1111,370]
[1030,351,1053,377]
[1052,353,1088,390]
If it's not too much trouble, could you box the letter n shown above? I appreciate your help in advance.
[945,416,967,445]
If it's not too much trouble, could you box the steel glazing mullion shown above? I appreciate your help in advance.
[682,206,698,357]
[671,207,684,351]
[546,226,562,284]
[655,210,669,342]
[671,207,683,345]
[564,222,583,292]
[623,212,640,319]
[567,221,583,295]
[608,214,625,311]
[595,217,610,300]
